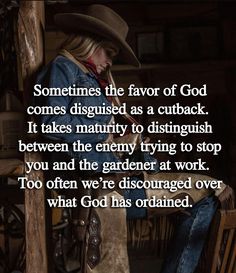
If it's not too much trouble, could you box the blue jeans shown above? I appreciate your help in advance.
[160,195,218,273]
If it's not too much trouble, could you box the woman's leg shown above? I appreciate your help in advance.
[160,195,218,273]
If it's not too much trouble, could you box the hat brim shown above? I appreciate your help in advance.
[54,13,140,67]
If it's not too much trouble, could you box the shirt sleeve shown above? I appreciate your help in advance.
[35,60,110,144]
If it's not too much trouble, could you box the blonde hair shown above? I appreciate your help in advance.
[60,34,100,60]
[60,34,118,86]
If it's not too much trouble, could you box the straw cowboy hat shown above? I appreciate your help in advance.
[54,4,140,67]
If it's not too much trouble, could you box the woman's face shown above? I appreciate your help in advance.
[90,44,118,74]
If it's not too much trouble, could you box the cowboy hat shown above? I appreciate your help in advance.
[54,4,140,67]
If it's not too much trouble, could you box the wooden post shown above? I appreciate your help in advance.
[17,1,47,273]
[17,0,45,104]
[24,152,48,273]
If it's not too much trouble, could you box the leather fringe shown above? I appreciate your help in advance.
[127,215,177,258]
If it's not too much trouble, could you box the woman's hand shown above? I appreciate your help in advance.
[104,133,113,144]
[143,136,150,144]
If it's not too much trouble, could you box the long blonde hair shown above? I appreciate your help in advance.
[60,34,118,87]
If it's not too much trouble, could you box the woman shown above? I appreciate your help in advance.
[35,4,225,273]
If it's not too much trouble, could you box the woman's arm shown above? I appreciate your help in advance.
[35,59,110,144]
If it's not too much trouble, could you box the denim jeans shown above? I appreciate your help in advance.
[160,195,218,273]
